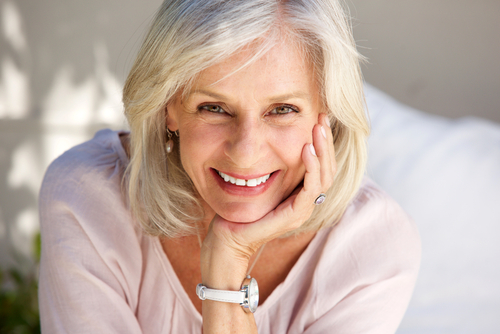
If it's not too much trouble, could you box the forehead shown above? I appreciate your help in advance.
[187,39,317,101]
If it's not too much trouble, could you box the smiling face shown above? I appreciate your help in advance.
[166,40,323,223]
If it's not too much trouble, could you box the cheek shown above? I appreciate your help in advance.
[266,126,311,202]
[178,123,223,174]
[273,124,312,161]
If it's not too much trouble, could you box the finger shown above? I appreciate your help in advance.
[312,121,334,189]
[292,141,322,212]
[321,114,337,181]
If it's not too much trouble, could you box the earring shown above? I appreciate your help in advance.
[166,128,174,154]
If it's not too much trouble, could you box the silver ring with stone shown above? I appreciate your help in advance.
[314,193,326,205]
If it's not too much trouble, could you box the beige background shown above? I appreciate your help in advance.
[0,0,499,268]
[351,0,500,123]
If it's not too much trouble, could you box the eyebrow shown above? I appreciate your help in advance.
[186,89,311,103]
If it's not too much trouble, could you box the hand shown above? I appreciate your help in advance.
[201,113,337,275]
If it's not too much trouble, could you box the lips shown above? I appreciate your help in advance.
[216,170,271,187]
[211,168,278,196]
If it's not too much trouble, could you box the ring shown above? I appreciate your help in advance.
[314,193,326,205]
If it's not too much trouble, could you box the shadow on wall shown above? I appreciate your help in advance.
[0,0,141,271]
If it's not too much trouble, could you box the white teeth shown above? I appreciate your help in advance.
[247,179,257,187]
[217,171,271,187]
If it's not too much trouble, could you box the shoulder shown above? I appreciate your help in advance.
[40,129,129,210]
[313,177,421,310]
[38,130,147,330]
[39,128,140,249]
[333,177,421,255]
[269,179,421,332]
[41,129,129,194]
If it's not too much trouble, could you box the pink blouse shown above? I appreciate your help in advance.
[39,129,420,333]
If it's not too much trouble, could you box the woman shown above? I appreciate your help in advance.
[39,0,420,333]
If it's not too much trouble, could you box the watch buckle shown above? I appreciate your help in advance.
[196,284,206,300]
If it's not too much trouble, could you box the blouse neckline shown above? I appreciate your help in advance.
[152,227,329,320]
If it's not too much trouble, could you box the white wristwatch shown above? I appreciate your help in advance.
[196,275,259,313]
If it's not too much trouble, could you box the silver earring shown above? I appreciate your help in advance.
[166,129,174,154]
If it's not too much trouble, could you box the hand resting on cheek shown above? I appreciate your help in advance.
[201,113,337,278]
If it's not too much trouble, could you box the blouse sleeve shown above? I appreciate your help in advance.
[38,140,144,333]
[304,180,421,334]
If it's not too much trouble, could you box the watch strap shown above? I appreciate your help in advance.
[196,284,245,304]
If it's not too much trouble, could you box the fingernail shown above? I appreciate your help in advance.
[321,126,327,139]
[309,143,317,156]
[325,116,331,127]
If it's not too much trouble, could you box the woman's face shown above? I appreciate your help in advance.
[167,41,323,223]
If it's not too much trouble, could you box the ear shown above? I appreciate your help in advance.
[165,102,179,132]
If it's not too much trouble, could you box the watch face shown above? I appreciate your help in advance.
[248,278,259,313]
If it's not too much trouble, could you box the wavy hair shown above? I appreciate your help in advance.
[123,0,369,237]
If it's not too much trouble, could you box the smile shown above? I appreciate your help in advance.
[216,170,271,187]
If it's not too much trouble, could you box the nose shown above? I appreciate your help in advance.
[224,115,265,168]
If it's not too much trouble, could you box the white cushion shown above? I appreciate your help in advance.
[365,83,500,333]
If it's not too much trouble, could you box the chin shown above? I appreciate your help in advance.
[216,205,270,224]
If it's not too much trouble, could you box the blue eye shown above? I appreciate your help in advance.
[270,105,298,115]
[199,105,225,113]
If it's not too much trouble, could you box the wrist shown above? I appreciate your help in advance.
[201,241,250,290]
[197,275,259,313]
[201,248,249,290]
